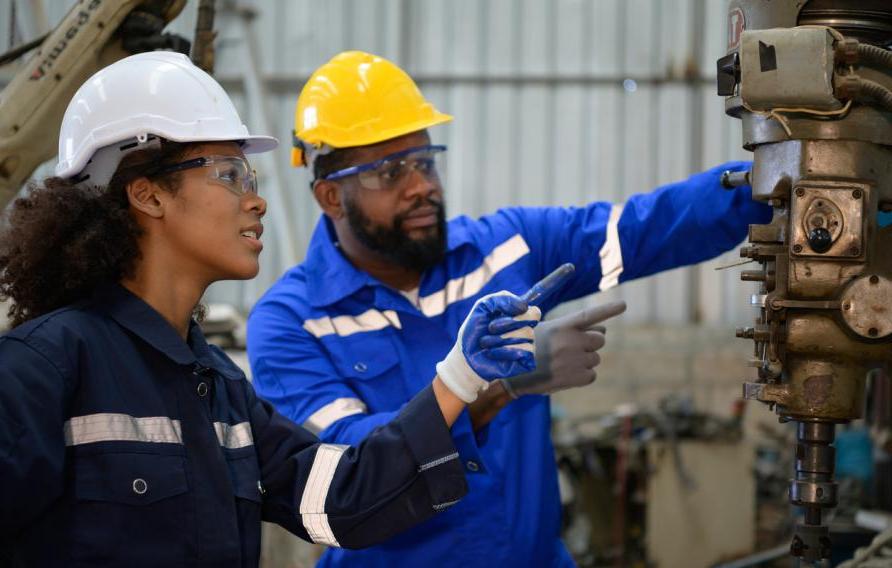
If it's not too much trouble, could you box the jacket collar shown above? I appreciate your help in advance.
[93,282,234,375]
[303,215,475,308]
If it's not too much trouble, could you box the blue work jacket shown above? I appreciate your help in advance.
[247,163,772,567]
[0,283,466,567]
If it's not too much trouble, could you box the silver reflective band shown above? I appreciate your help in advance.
[598,204,625,291]
[64,414,183,446]
[418,452,459,472]
[214,421,254,449]
[303,309,402,339]
[300,444,348,547]
[433,499,461,511]
[418,233,531,317]
[303,398,368,434]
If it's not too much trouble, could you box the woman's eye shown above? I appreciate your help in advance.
[218,169,239,183]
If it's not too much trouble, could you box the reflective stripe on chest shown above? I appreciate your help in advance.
[64,413,253,449]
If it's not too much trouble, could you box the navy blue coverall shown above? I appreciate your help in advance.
[0,283,466,567]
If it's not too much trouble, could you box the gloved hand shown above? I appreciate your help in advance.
[436,292,541,403]
[500,300,627,398]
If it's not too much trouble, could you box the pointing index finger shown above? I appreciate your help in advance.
[567,300,627,329]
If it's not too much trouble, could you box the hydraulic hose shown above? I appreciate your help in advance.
[857,43,892,71]
[857,78,892,112]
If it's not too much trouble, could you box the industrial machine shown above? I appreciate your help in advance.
[0,0,219,209]
[717,1,892,564]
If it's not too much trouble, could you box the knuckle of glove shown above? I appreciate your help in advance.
[590,352,602,368]
[589,333,606,351]
[502,326,535,342]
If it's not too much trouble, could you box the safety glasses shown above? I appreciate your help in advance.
[323,145,447,191]
[150,155,258,196]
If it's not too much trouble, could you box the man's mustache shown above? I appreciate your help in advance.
[395,199,445,225]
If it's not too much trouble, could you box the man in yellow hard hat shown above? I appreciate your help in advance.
[248,51,770,567]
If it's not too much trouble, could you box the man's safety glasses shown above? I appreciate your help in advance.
[323,145,447,191]
[151,155,258,196]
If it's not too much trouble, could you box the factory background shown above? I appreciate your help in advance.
[0,2,805,567]
[1,0,753,326]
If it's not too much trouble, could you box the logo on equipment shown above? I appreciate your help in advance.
[728,7,746,51]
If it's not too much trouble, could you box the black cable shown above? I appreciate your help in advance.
[0,33,47,67]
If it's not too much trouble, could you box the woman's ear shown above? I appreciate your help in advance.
[313,179,345,220]
[126,177,166,219]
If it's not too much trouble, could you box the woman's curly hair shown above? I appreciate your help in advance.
[0,141,193,327]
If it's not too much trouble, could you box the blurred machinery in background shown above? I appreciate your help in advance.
[553,397,750,568]
[0,0,218,209]
[717,1,892,564]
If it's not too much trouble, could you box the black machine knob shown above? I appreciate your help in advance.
[716,52,740,97]
[808,227,833,253]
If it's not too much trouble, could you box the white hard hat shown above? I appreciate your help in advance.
[55,51,278,186]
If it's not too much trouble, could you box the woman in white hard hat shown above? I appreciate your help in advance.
[0,51,541,566]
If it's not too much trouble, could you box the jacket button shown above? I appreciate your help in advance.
[197,382,208,397]
[466,460,480,472]
[132,478,148,495]
[353,362,368,373]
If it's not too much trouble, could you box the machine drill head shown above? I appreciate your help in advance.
[718,1,892,563]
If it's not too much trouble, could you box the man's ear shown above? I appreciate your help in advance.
[126,177,166,219]
[313,179,345,220]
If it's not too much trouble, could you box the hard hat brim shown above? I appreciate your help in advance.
[291,112,452,168]
[239,135,279,155]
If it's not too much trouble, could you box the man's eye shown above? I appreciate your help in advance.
[416,158,435,174]
[380,163,405,181]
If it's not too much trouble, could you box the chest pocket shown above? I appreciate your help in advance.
[326,334,407,411]
[328,334,401,381]
[225,448,262,503]
[68,451,189,563]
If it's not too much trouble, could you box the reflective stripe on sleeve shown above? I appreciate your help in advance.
[598,204,625,291]
[299,444,348,547]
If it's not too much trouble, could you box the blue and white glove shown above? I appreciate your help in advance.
[436,292,542,403]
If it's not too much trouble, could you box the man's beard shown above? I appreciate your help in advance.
[344,195,447,272]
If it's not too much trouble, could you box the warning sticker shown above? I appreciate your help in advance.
[728,7,746,51]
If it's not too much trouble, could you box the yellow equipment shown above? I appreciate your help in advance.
[291,50,452,167]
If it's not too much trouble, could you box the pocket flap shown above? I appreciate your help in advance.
[329,336,400,380]
[226,451,262,503]
[73,452,188,506]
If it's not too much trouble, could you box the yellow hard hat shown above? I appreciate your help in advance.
[291,51,453,167]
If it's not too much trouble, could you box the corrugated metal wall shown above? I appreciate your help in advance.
[1,0,759,326]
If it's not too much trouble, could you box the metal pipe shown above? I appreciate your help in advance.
[190,0,216,74]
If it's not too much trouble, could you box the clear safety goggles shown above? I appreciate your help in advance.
[323,145,447,191]
[151,155,258,196]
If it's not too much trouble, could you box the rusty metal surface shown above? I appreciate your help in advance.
[840,275,892,339]
[720,1,892,562]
